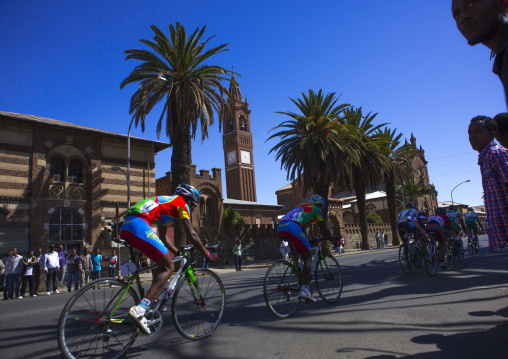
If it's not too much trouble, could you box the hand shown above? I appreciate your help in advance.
[206,252,218,263]
[45,270,48,274]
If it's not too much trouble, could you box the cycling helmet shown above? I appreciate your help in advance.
[406,202,417,209]
[436,207,446,215]
[175,183,200,205]
[448,204,457,211]
[467,207,474,212]
[308,194,327,208]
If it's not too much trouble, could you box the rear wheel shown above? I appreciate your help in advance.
[399,243,413,274]
[315,254,343,304]
[443,239,454,271]
[58,278,139,359]
[467,235,474,256]
[425,236,438,277]
[171,269,226,340]
[264,260,301,319]
[455,238,465,263]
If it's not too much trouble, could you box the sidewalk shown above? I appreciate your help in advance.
[138,245,398,283]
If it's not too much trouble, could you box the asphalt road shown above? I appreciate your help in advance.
[1,235,507,359]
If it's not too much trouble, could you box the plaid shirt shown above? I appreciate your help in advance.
[478,142,508,250]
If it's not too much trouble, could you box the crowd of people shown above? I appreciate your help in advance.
[0,244,119,300]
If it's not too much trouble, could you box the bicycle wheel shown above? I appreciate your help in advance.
[399,243,413,274]
[315,254,343,304]
[263,259,301,319]
[467,235,474,256]
[444,240,454,270]
[172,268,226,340]
[425,237,438,277]
[58,278,139,359]
[455,238,465,263]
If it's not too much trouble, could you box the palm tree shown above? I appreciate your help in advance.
[337,108,390,250]
[267,89,358,239]
[395,174,437,212]
[121,23,231,247]
[378,128,417,246]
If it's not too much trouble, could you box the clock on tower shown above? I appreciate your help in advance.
[222,72,257,202]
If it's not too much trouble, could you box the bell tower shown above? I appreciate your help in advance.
[222,71,257,202]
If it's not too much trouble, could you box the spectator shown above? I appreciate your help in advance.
[66,249,81,293]
[90,248,102,285]
[57,244,67,284]
[384,233,389,247]
[20,250,37,298]
[451,0,508,107]
[341,237,346,253]
[376,232,381,249]
[79,248,92,287]
[2,250,12,300]
[34,248,44,295]
[0,252,6,299]
[381,232,385,249]
[106,250,118,279]
[494,112,508,148]
[6,248,23,299]
[468,115,508,251]
[232,239,242,271]
[44,244,60,295]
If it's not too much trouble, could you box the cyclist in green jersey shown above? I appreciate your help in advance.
[464,207,483,252]
[446,205,467,234]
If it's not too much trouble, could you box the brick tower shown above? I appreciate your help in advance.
[222,72,257,202]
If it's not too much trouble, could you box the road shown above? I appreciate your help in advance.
[1,235,507,359]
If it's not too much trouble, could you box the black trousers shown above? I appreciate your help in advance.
[21,275,35,296]
[46,268,58,292]
[34,270,41,293]
[235,255,242,271]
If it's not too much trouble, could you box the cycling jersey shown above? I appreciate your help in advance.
[397,208,419,223]
[280,204,324,229]
[278,203,324,255]
[464,211,478,223]
[446,210,462,231]
[120,195,191,262]
[425,214,453,242]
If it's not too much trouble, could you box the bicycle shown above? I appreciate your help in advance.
[466,225,479,256]
[263,237,343,319]
[58,239,226,359]
[398,230,427,275]
[452,235,465,264]
[425,231,454,277]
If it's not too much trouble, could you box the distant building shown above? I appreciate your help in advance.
[0,111,170,254]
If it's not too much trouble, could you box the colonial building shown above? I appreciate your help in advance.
[0,111,170,254]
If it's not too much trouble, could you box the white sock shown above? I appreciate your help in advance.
[136,298,151,315]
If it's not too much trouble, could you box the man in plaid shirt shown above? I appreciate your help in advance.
[469,115,508,251]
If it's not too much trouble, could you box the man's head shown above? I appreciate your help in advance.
[28,250,34,257]
[112,250,116,256]
[308,194,327,208]
[493,112,508,147]
[12,248,18,256]
[467,207,475,212]
[94,248,100,254]
[71,249,77,256]
[452,0,508,51]
[58,244,63,252]
[175,183,201,210]
[469,115,497,151]
[49,244,55,252]
[7,249,13,256]
[83,248,89,255]
[37,248,42,255]
[448,204,458,211]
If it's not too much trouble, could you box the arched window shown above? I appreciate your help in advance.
[48,208,83,242]
[68,160,83,183]
[50,157,65,182]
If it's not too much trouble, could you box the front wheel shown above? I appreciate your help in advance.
[399,243,413,274]
[172,268,226,340]
[264,260,301,319]
[425,237,438,277]
[455,238,465,263]
[315,254,343,304]
[444,240,454,271]
[58,278,139,359]
[467,236,474,256]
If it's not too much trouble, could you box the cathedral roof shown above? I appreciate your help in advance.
[229,72,242,102]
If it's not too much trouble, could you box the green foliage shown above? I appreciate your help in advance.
[223,206,244,228]
[366,212,383,224]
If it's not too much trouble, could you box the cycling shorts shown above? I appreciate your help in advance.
[277,220,311,255]
[466,221,478,232]
[397,221,419,239]
[120,215,168,262]
[425,224,445,243]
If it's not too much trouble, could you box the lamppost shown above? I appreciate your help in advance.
[111,166,130,208]
[451,180,470,205]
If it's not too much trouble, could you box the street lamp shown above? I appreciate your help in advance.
[451,180,470,205]
[111,166,130,208]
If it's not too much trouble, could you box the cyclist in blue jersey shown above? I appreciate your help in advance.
[397,203,424,241]
[277,194,335,302]
[120,183,218,334]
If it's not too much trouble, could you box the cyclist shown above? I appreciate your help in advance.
[418,211,428,224]
[120,184,218,334]
[397,203,424,243]
[446,205,467,236]
[277,194,335,303]
[425,207,460,264]
[464,207,483,252]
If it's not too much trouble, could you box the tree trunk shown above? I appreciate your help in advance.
[384,170,400,246]
[316,183,333,255]
[354,171,369,250]
[171,130,192,248]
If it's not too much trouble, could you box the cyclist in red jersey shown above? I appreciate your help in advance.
[121,183,217,334]
[425,207,459,263]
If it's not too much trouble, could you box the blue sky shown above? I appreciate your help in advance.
[0,0,505,207]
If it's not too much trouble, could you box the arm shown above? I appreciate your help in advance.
[318,220,335,244]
